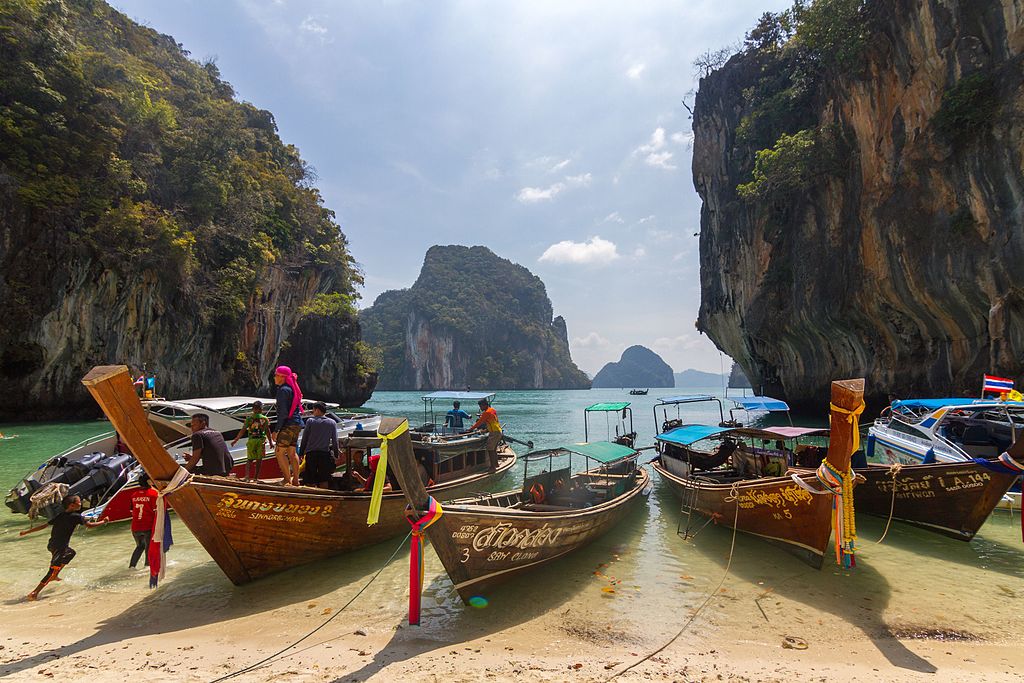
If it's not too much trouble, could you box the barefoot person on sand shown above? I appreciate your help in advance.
[22,494,108,600]
[272,365,304,486]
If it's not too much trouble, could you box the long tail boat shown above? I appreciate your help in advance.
[81,365,515,584]
[851,460,1018,541]
[389,439,649,603]
[652,378,865,568]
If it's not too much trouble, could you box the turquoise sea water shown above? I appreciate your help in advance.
[1,388,1022,656]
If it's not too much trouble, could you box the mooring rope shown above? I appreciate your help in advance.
[608,483,741,681]
[209,530,412,682]
[874,462,902,544]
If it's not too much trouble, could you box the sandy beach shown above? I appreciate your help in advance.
[3,514,1023,682]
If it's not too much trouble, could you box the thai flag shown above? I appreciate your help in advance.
[133,375,145,387]
[983,374,1014,394]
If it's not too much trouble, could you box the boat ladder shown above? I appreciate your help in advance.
[676,479,703,540]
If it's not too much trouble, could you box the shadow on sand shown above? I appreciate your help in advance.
[656,486,939,675]
[0,535,412,678]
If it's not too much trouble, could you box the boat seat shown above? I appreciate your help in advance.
[961,425,992,446]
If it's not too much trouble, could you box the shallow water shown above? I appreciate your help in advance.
[1,388,1022,653]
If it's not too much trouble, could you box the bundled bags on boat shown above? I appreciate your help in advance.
[27,482,69,520]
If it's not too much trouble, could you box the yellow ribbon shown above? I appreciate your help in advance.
[367,420,409,525]
[829,402,865,457]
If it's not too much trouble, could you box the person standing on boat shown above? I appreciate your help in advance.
[445,400,470,434]
[128,473,158,568]
[272,365,304,486]
[297,401,339,489]
[470,398,502,470]
[184,413,232,476]
[232,401,274,482]
[23,495,108,600]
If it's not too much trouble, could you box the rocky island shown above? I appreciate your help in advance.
[693,0,1024,409]
[0,0,375,418]
[361,245,591,390]
[592,346,674,388]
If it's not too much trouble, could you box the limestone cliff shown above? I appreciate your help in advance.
[361,246,591,390]
[693,0,1024,409]
[592,346,675,388]
[0,0,374,418]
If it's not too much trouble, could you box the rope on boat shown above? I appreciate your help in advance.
[209,531,412,683]
[608,484,741,681]
[874,463,902,544]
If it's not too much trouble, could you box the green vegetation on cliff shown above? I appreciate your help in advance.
[0,0,372,414]
[361,246,590,390]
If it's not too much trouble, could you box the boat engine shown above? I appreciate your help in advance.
[5,451,135,519]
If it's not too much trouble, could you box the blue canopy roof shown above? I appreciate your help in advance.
[892,398,983,411]
[656,394,717,405]
[655,424,734,446]
[732,396,790,412]
[892,398,1024,412]
[421,391,496,402]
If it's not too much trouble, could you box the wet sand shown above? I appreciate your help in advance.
[3,506,1023,682]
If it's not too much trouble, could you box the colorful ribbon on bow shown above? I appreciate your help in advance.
[821,401,865,568]
[367,420,409,525]
[407,496,444,625]
[974,453,1024,541]
[149,466,191,587]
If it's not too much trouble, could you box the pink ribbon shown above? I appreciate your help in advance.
[407,496,443,625]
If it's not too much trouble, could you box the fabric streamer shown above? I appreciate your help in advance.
[367,420,409,525]
[406,496,444,625]
[149,467,192,587]
[275,365,303,420]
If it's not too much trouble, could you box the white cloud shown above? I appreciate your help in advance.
[633,246,647,258]
[539,236,619,265]
[647,228,673,241]
[484,168,502,180]
[549,159,571,173]
[603,212,624,224]
[671,131,694,146]
[652,334,702,353]
[635,127,678,170]
[573,332,611,348]
[517,183,566,203]
[626,63,646,80]
[300,16,328,35]
[516,172,591,203]
[637,215,655,225]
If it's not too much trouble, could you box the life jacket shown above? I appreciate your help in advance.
[529,482,545,504]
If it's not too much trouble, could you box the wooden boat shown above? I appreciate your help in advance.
[850,460,1018,541]
[652,378,864,568]
[584,401,637,448]
[80,365,516,584]
[389,439,649,601]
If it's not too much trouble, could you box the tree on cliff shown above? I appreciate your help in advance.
[360,246,591,390]
[0,0,374,416]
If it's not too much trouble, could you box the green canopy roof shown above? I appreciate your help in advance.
[565,441,637,463]
[585,402,631,412]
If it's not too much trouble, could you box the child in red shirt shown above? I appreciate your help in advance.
[129,472,158,568]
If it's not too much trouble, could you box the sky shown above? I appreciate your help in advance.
[112,0,791,376]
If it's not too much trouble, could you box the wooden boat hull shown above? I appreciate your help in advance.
[653,463,833,568]
[168,451,517,584]
[429,467,650,601]
[852,461,1017,541]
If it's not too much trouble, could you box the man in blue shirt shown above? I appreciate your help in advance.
[445,401,470,434]
[298,402,340,488]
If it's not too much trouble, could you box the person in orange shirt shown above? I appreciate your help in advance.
[471,398,502,470]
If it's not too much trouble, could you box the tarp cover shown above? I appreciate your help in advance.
[732,396,790,412]
[656,394,717,405]
[890,398,1010,411]
[756,426,829,439]
[656,424,734,446]
[421,391,496,402]
[586,402,631,412]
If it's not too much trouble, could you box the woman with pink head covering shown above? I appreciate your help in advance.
[272,365,304,485]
